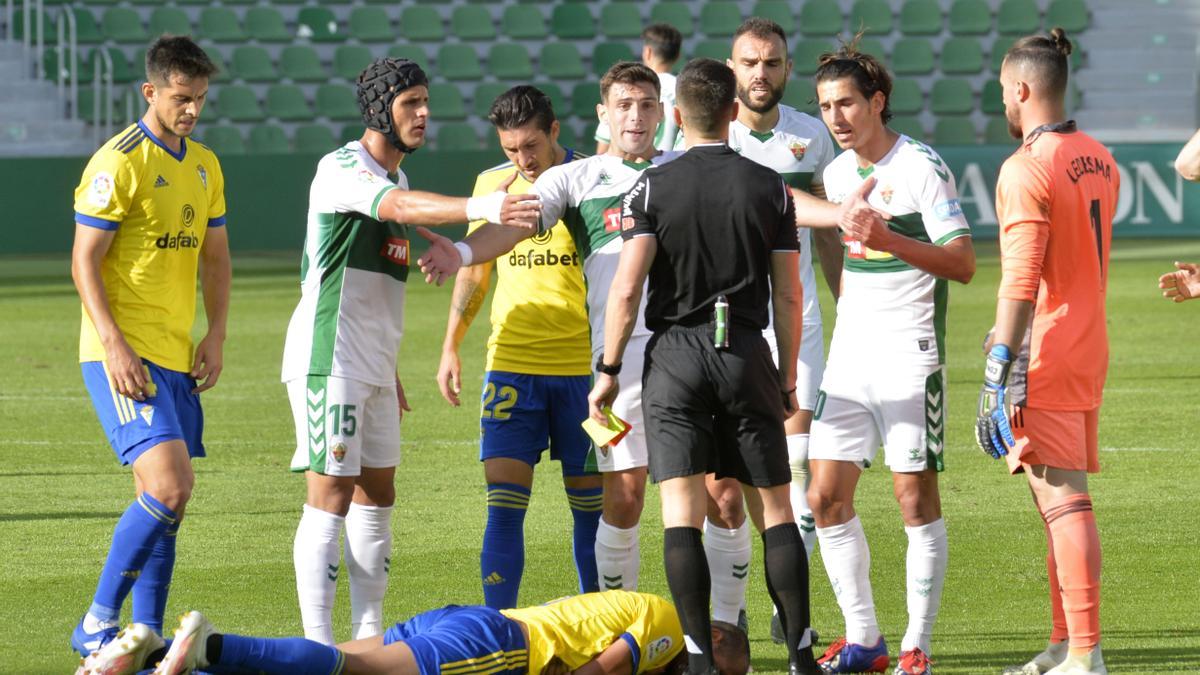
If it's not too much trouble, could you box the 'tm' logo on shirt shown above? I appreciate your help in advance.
[603,207,621,233]
[381,237,409,265]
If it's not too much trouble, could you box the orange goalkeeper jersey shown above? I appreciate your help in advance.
[995,121,1119,411]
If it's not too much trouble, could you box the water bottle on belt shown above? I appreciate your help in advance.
[713,294,730,349]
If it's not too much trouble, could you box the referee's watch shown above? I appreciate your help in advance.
[595,356,622,376]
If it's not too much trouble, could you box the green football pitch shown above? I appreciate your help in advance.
[2,241,1199,674]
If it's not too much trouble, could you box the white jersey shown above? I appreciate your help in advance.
[822,135,971,365]
[729,104,836,329]
[531,152,678,355]
[594,72,679,152]
[281,141,410,387]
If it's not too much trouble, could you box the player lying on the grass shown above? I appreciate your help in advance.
[76,590,750,675]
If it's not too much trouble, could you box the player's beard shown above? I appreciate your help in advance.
[1005,105,1022,140]
[737,80,785,114]
[158,111,194,139]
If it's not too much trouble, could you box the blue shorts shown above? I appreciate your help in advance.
[383,605,528,675]
[479,372,593,477]
[81,360,205,465]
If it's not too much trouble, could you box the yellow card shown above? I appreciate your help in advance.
[581,407,631,447]
[143,365,157,398]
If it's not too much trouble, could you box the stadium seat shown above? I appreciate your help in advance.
[571,82,600,120]
[552,4,595,40]
[981,79,1003,115]
[297,7,344,43]
[216,85,264,122]
[72,8,104,44]
[990,37,1015,73]
[793,40,835,75]
[101,8,147,44]
[1045,0,1089,32]
[401,6,444,42]
[223,0,256,6]
[650,2,694,35]
[248,124,291,154]
[934,117,977,144]
[502,5,547,40]
[985,116,1014,144]
[857,37,887,61]
[531,82,568,118]
[294,124,339,153]
[149,7,191,38]
[199,8,245,43]
[889,78,924,115]
[948,0,991,35]
[349,7,395,43]
[203,46,230,83]
[557,122,579,151]
[201,125,246,155]
[996,0,1038,36]
[692,39,729,61]
[266,84,311,121]
[890,115,925,141]
[339,124,362,144]
[245,7,291,43]
[799,0,843,36]
[428,83,467,120]
[83,48,136,84]
[600,4,643,39]
[850,0,893,35]
[700,2,742,37]
[333,45,374,81]
[488,44,534,80]
[12,9,56,45]
[752,1,797,34]
[452,6,496,41]
[316,84,360,121]
[539,43,586,80]
[592,41,636,78]
[437,122,481,151]
[76,87,132,124]
[781,85,817,115]
[899,0,942,36]
[177,0,212,5]
[43,48,89,84]
[941,37,984,74]
[387,44,428,66]
[930,79,973,115]
[893,38,935,75]
[438,44,484,81]
[231,45,278,83]
[280,46,327,83]
[473,82,509,119]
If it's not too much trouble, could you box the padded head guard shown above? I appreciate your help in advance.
[357,58,429,154]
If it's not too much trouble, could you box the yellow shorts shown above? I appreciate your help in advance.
[1006,406,1099,475]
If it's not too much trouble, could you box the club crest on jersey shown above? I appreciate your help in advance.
[789,141,808,161]
[332,442,347,462]
[89,172,114,208]
[880,185,894,204]
[381,237,409,265]
[196,165,207,190]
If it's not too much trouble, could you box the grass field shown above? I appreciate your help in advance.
[2,240,1200,674]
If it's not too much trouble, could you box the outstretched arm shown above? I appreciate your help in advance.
[1159,261,1200,302]
[377,173,541,229]
[1175,128,1200,181]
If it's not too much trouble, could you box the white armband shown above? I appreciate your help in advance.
[453,241,474,267]
[465,191,506,224]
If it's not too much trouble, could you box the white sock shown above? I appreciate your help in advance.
[787,433,817,558]
[704,517,750,625]
[345,502,393,640]
[82,613,119,633]
[595,518,640,591]
[902,518,947,655]
[294,504,344,645]
[815,516,880,647]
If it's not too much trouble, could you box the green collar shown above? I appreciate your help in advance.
[856,164,875,179]
[748,129,774,142]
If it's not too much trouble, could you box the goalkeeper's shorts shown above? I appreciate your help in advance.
[1005,406,1100,475]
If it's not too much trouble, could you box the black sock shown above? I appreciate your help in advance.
[206,633,223,664]
[762,523,814,664]
[146,645,169,666]
[663,526,713,674]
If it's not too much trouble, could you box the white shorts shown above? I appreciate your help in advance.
[594,337,648,473]
[809,361,945,473]
[766,320,826,412]
[287,375,401,477]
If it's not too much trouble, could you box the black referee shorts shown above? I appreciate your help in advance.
[642,324,790,487]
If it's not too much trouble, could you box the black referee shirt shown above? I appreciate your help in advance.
[619,143,798,331]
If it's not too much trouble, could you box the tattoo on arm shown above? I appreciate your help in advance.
[453,279,486,324]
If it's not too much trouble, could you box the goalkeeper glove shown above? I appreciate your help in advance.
[975,344,1016,459]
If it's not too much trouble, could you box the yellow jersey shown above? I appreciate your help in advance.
[468,153,590,375]
[73,121,227,372]
[501,591,683,675]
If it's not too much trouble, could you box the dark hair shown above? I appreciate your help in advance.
[1004,27,1074,98]
[600,61,661,102]
[733,16,789,53]
[145,35,217,84]
[675,58,737,136]
[814,33,893,123]
[711,621,751,675]
[488,85,557,134]
[642,23,683,65]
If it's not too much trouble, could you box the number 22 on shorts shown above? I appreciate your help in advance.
[481,383,518,420]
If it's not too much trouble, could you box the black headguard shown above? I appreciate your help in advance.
[356,57,429,154]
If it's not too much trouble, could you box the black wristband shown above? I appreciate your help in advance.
[595,355,622,376]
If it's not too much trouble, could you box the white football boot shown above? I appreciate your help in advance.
[75,623,164,675]
[152,611,213,675]
[1044,645,1106,675]
[1001,641,1067,674]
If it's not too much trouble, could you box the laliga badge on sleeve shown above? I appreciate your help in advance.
[581,407,631,448]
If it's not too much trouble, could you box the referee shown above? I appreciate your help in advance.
[588,58,819,675]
